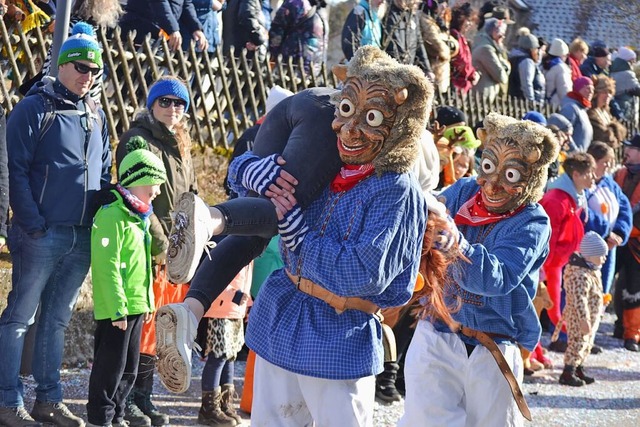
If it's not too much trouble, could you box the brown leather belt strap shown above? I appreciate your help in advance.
[285,270,380,315]
[459,325,532,421]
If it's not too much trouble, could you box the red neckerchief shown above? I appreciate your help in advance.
[567,91,592,109]
[454,190,526,226]
[330,164,375,192]
[256,115,266,125]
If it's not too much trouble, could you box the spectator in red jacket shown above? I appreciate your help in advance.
[540,152,596,353]
[449,2,479,93]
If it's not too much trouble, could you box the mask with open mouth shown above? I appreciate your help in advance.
[330,46,433,174]
[475,113,560,213]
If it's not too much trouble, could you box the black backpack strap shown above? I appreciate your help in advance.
[37,92,57,142]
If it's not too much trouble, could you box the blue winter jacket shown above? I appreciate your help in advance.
[120,0,202,39]
[7,78,111,234]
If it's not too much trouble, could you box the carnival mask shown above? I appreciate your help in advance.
[476,138,535,213]
[332,79,407,165]
[475,113,560,214]
[330,46,433,174]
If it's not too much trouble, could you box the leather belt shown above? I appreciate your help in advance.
[458,325,532,421]
[285,270,380,315]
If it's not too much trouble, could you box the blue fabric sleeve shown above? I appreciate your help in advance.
[612,178,633,245]
[6,97,47,233]
[455,213,551,297]
[152,0,181,34]
[227,151,260,198]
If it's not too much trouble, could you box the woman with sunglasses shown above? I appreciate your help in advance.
[114,76,196,427]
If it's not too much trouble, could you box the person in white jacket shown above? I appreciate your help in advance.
[544,38,573,108]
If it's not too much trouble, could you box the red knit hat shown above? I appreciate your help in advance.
[573,76,593,93]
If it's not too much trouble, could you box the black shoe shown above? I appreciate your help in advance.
[132,390,169,426]
[624,339,640,352]
[0,406,42,427]
[613,322,623,339]
[559,366,585,387]
[30,401,84,427]
[548,340,568,353]
[575,366,595,384]
[124,398,151,427]
[590,345,603,354]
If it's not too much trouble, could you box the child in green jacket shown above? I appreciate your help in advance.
[86,138,167,427]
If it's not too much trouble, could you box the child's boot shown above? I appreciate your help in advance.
[220,384,242,424]
[575,365,595,384]
[559,365,585,387]
[198,388,237,426]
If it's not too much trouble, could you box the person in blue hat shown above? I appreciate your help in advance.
[1,21,111,427]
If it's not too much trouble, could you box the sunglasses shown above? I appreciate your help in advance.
[157,97,187,109]
[71,61,101,76]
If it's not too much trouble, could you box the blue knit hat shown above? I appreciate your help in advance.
[147,78,190,110]
[580,231,608,258]
[58,22,102,68]
[523,111,547,126]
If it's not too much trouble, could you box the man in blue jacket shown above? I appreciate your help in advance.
[0,23,111,427]
[119,0,208,51]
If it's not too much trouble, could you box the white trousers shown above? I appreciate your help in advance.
[251,355,376,427]
[398,320,524,427]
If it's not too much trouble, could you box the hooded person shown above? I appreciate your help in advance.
[400,113,560,427]
[153,47,431,426]
[560,76,595,151]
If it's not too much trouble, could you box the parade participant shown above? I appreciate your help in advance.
[400,113,559,427]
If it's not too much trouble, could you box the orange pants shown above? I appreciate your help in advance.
[140,266,189,356]
[240,350,256,414]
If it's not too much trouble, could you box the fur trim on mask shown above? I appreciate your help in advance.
[478,113,560,203]
[336,46,434,174]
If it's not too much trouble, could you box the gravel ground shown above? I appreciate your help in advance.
[23,313,639,426]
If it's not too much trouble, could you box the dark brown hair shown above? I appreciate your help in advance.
[563,151,595,177]
[587,141,615,161]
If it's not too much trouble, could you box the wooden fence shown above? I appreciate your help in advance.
[1,20,639,152]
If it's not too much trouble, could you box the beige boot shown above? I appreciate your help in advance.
[220,384,242,424]
[198,388,237,426]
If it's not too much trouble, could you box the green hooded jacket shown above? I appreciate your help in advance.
[91,190,154,321]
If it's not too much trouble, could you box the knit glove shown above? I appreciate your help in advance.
[278,204,309,253]
[239,154,282,196]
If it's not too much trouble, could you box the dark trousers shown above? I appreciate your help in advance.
[186,87,342,311]
[86,315,144,425]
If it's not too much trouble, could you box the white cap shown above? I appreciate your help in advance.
[549,38,569,57]
[617,46,637,63]
[265,85,294,113]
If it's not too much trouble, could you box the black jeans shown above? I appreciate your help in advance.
[186,87,343,310]
[86,315,144,425]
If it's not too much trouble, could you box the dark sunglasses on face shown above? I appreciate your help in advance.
[71,61,101,76]
[157,97,187,109]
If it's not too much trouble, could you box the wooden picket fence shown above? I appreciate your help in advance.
[1,20,638,152]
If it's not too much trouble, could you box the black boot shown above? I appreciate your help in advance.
[624,339,640,352]
[559,365,585,387]
[375,362,402,402]
[124,394,151,427]
[575,365,595,384]
[198,389,237,426]
[133,354,170,426]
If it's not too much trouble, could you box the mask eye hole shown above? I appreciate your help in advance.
[366,109,384,127]
[505,168,521,183]
[481,159,496,174]
[339,99,355,117]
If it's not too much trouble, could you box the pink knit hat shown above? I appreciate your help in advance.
[573,76,593,93]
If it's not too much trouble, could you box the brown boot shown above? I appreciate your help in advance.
[220,384,242,424]
[198,388,237,426]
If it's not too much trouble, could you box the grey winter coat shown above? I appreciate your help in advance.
[560,95,593,151]
[471,31,510,103]
[610,58,640,121]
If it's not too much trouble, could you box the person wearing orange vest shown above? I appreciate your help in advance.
[613,135,640,352]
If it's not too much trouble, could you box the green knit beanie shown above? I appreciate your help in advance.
[118,137,167,187]
[57,22,103,68]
